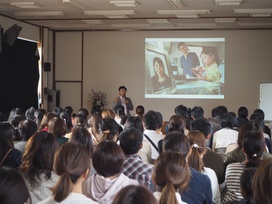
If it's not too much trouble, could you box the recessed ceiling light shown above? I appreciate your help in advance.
[215,18,236,23]
[234,8,272,17]
[215,0,242,6]
[84,10,135,18]
[10,2,42,8]
[109,1,138,7]
[81,20,105,24]
[157,10,210,18]
[14,11,64,16]
[111,23,151,27]
[146,19,170,24]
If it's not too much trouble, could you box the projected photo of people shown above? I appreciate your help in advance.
[151,57,172,93]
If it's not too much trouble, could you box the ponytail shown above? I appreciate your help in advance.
[188,145,204,172]
[53,171,73,202]
[159,182,179,204]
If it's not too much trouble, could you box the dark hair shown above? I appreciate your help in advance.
[237,121,262,148]
[174,105,189,117]
[74,114,87,128]
[53,142,90,202]
[191,106,204,119]
[212,106,228,117]
[163,131,190,157]
[52,107,63,117]
[91,105,102,115]
[19,119,37,141]
[156,111,163,129]
[100,118,120,141]
[20,131,59,187]
[220,113,234,128]
[112,185,157,204]
[188,131,206,172]
[240,167,257,203]
[125,116,144,133]
[78,108,89,119]
[120,128,143,155]
[89,112,102,136]
[10,114,25,141]
[48,117,68,137]
[177,42,187,49]
[153,57,164,69]
[25,107,35,121]
[253,109,265,120]
[190,118,211,138]
[152,151,191,204]
[252,158,272,204]
[60,110,73,132]
[115,105,127,125]
[64,106,73,116]
[69,127,94,157]
[143,110,159,131]
[38,112,55,131]
[0,167,30,204]
[168,115,185,133]
[238,106,248,118]
[34,108,46,128]
[119,86,127,91]
[201,47,220,66]
[0,122,15,159]
[136,105,145,116]
[250,113,265,130]
[92,140,124,177]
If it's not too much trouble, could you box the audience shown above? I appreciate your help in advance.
[100,118,121,142]
[237,106,249,130]
[48,117,68,146]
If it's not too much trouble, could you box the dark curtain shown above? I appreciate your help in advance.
[0,39,39,113]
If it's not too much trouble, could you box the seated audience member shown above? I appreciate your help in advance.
[82,141,138,203]
[52,107,63,117]
[10,114,25,142]
[143,110,164,163]
[100,118,121,142]
[114,105,127,128]
[237,106,249,130]
[60,110,73,133]
[252,158,272,204]
[34,108,46,131]
[225,122,272,166]
[124,116,152,164]
[20,131,59,204]
[7,107,24,122]
[229,111,238,129]
[102,109,116,119]
[0,166,30,204]
[190,118,225,184]
[25,107,36,121]
[253,108,271,138]
[78,108,90,124]
[207,106,223,148]
[222,130,265,203]
[48,117,68,146]
[112,185,157,204]
[119,128,153,189]
[191,106,204,120]
[38,143,98,204]
[0,122,22,169]
[153,151,191,204]
[188,131,221,204]
[135,105,145,120]
[163,131,212,204]
[15,119,37,154]
[88,112,103,146]
[212,113,238,154]
[38,112,55,131]
[174,104,192,133]
[66,114,87,138]
[239,167,257,204]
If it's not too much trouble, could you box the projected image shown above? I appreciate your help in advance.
[145,38,225,99]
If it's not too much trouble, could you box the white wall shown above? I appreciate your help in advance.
[54,30,272,120]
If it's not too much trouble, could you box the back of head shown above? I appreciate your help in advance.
[69,127,93,157]
[7,108,24,122]
[115,105,127,125]
[163,131,190,157]
[53,107,63,117]
[237,121,262,148]
[191,106,204,120]
[48,117,68,136]
[91,105,102,115]
[125,116,144,133]
[136,105,145,115]
[143,110,159,130]
[34,108,46,128]
[74,114,87,128]
[252,158,272,204]
[0,122,15,157]
[212,106,228,117]
[10,115,25,141]
[20,119,38,141]
[156,111,163,129]
[119,128,143,155]
[250,113,265,130]
[152,151,191,204]
[39,112,55,130]
[20,131,59,186]
[0,167,29,204]
[25,107,35,121]
[78,108,89,119]
[238,106,248,118]
[53,142,90,202]
[253,109,265,120]
[64,106,73,116]
[220,113,234,128]
[60,110,73,131]
[102,109,115,119]
[112,185,157,204]
[190,118,211,138]
[100,118,120,141]
[168,115,186,133]
[92,140,124,177]
[174,105,189,118]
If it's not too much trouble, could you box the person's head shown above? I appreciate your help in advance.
[212,105,228,117]
[52,107,63,117]
[64,106,73,116]
[253,109,265,120]
[153,57,165,77]
[91,105,102,115]
[152,151,191,204]
[25,107,35,121]
[115,105,127,125]
[252,158,272,204]
[220,113,234,128]
[78,108,89,119]
[0,122,15,157]
[112,185,157,204]
[60,110,73,131]
[89,112,102,133]
[7,108,24,122]
[119,128,143,155]
[92,140,124,177]
[118,86,127,97]
[190,118,212,139]
[188,131,207,172]
[69,127,93,157]
[48,117,67,137]
[102,109,116,119]
[74,114,87,128]
[163,131,191,157]
[191,106,204,120]
[168,115,186,133]
[242,130,265,168]
[124,116,144,133]
[100,118,120,142]
[20,131,59,186]
[0,167,30,204]
[237,121,262,148]
[10,114,25,141]
[174,105,189,118]
[52,142,90,202]
[228,111,238,128]
[156,111,163,129]
[201,47,219,67]
[136,105,145,116]
[19,119,37,141]
[240,167,257,203]
[39,112,55,130]
[250,113,265,130]
[34,108,46,128]
[238,106,248,118]
[142,110,159,131]
[178,42,188,55]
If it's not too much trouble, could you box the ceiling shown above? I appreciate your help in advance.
[0,0,272,31]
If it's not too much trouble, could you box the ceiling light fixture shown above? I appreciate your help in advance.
[215,18,236,23]
[14,11,64,16]
[234,8,272,17]
[84,10,135,18]
[10,2,42,8]
[109,1,138,7]
[111,23,151,27]
[215,0,242,6]
[63,0,85,10]
[81,20,105,24]
[168,0,184,9]
[157,10,210,18]
[146,19,170,24]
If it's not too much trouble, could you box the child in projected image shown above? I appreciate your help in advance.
[151,57,172,93]
[192,48,221,84]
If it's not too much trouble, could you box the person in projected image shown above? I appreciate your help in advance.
[192,47,221,84]
[151,57,172,93]
[178,42,200,77]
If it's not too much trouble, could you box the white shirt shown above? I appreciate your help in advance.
[212,128,238,151]
[203,167,221,204]
[143,129,163,160]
